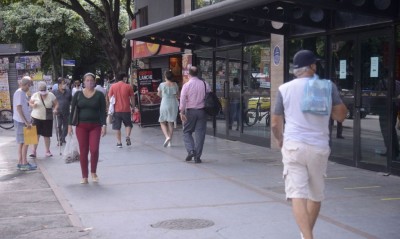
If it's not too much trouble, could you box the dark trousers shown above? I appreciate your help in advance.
[183,109,207,159]
[56,112,69,142]
[229,102,240,129]
[76,123,101,178]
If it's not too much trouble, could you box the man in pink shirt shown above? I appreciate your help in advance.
[108,73,135,148]
[179,66,210,163]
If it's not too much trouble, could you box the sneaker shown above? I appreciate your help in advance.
[116,143,122,148]
[46,152,53,157]
[18,163,37,169]
[126,137,131,146]
[29,153,36,158]
[19,163,37,171]
[167,142,171,147]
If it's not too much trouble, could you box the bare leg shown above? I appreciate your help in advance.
[125,126,132,138]
[32,136,39,154]
[22,144,29,164]
[167,122,174,139]
[116,130,122,144]
[44,137,51,153]
[18,143,23,165]
[160,122,170,139]
[307,200,321,230]
[292,198,314,239]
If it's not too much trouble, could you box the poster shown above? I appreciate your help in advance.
[0,57,11,110]
[136,68,162,127]
[370,57,379,77]
[339,60,347,79]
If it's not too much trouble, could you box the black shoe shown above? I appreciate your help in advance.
[194,158,202,164]
[336,136,344,139]
[185,150,195,161]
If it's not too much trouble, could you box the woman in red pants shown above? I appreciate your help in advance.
[68,73,107,184]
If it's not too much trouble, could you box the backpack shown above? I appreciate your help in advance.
[203,81,222,116]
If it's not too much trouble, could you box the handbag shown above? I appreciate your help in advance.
[71,92,81,126]
[23,126,38,145]
[40,95,53,120]
[203,81,222,116]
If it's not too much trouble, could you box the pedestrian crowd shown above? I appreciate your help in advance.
[11,53,347,239]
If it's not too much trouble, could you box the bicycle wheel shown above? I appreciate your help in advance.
[244,109,258,126]
[0,110,14,129]
[265,111,270,127]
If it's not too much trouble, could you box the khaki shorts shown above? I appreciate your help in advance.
[281,140,330,202]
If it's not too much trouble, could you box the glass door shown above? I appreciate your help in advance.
[359,32,392,169]
[331,36,356,166]
[331,30,393,171]
[215,48,242,139]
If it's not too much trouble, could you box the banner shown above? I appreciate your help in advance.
[136,69,162,127]
[0,57,11,110]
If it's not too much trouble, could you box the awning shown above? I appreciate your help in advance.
[125,0,399,49]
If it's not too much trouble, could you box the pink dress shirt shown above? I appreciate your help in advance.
[179,76,211,112]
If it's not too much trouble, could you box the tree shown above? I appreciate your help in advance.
[52,0,135,74]
[0,0,92,78]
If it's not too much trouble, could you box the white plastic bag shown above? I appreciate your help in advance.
[63,134,80,164]
[301,75,332,115]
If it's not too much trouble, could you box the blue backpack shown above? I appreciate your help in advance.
[301,75,332,115]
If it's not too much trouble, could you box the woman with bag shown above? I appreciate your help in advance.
[29,81,58,157]
[68,73,107,184]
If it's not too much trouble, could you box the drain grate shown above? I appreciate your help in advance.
[151,218,214,230]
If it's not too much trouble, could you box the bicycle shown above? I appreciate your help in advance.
[0,109,14,129]
[244,97,270,127]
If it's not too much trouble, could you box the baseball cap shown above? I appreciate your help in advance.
[292,50,319,69]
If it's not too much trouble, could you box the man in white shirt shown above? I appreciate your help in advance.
[271,50,347,239]
[13,76,37,171]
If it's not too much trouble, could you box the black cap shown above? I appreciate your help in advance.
[292,50,319,69]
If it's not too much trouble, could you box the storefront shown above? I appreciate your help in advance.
[126,0,400,175]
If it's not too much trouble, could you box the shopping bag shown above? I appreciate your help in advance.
[63,135,80,163]
[23,126,38,145]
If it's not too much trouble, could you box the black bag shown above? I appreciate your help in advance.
[45,108,53,120]
[71,92,81,126]
[40,95,53,120]
[203,81,222,116]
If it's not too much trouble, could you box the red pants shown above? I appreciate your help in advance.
[76,123,101,178]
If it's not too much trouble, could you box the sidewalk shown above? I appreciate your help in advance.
[1,124,400,239]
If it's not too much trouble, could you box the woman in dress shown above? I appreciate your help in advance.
[29,81,58,157]
[158,70,179,147]
[68,73,107,184]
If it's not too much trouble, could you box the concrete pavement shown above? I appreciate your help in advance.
[1,124,400,239]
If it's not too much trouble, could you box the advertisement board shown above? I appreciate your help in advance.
[136,68,162,127]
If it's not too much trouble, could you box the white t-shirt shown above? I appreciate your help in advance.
[72,87,81,96]
[13,88,31,123]
[30,92,56,120]
[274,78,342,147]
[95,85,106,95]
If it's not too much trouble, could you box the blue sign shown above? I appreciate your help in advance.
[62,59,75,67]
[273,46,280,66]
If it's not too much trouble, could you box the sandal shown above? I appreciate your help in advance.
[80,178,88,184]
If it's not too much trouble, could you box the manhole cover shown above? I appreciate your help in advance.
[151,218,214,230]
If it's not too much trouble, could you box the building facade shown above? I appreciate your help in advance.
[126,0,400,175]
